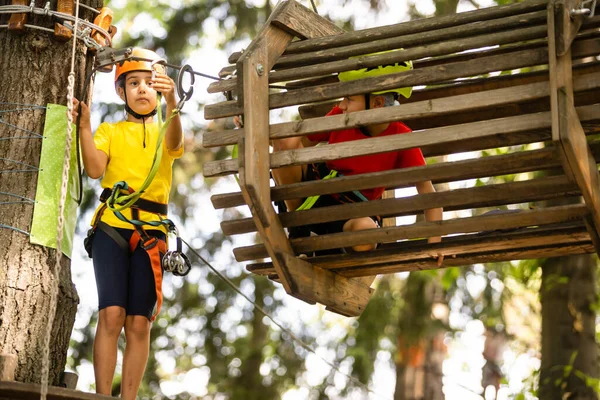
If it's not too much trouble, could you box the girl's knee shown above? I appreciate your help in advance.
[98,307,126,336]
[124,316,151,341]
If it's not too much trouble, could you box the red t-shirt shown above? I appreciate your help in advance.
[307,106,426,200]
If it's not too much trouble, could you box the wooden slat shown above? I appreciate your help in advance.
[246,221,590,276]
[231,0,548,60]
[234,204,589,261]
[203,67,600,149]
[209,13,548,93]
[271,0,345,39]
[223,175,581,236]
[204,103,600,178]
[205,33,600,120]
[205,45,549,119]
[211,141,600,211]
[0,381,114,400]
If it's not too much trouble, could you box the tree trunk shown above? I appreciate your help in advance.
[394,272,446,400]
[539,254,598,400]
[0,0,98,384]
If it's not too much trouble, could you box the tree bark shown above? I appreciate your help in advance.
[539,254,598,400]
[0,0,98,385]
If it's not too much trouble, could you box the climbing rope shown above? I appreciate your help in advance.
[179,237,390,400]
[39,0,81,397]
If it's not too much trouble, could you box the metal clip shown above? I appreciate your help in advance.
[43,1,50,15]
[175,64,195,112]
[161,225,191,276]
[572,0,596,17]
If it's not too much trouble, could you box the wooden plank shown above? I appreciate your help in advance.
[280,253,373,317]
[271,0,345,39]
[234,204,589,261]
[206,33,600,120]
[548,1,600,246]
[205,45,550,119]
[0,381,114,400]
[223,175,581,236]
[211,142,600,210]
[295,53,600,121]
[204,67,600,149]
[237,19,297,293]
[246,222,590,276]
[209,14,547,93]
[559,97,600,247]
[231,0,548,59]
[205,103,600,178]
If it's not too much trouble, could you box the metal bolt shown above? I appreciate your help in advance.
[256,64,264,76]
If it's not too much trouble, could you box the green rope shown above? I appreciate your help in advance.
[105,95,178,213]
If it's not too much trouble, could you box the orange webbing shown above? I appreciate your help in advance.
[130,231,167,321]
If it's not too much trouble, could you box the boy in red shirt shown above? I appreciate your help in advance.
[272,59,443,265]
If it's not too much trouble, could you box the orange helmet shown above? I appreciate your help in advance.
[114,48,166,89]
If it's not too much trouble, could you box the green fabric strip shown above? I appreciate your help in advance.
[30,104,78,258]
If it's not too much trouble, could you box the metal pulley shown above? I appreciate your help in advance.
[162,226,191,276]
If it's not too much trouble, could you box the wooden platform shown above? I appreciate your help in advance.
[0,381,113,400]
[202,0,600,315]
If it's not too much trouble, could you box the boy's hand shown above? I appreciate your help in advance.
[151,72,177,107]
[70,98,91,129]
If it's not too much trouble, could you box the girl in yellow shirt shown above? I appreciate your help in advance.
[71,48,183,400]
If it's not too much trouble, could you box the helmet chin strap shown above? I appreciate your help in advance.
[360,94,372,137]
[123,88,158,148]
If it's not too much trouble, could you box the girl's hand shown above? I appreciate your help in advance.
[151,72,177,106]
[70,98,91,128]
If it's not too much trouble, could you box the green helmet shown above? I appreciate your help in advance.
[338,51,413,99]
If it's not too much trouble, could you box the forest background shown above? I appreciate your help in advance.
[59,0,599,399]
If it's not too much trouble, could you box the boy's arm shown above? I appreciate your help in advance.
[415,180,444,265]
[153,72,183,151]
[71,98,107,179]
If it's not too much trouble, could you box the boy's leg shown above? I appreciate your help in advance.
[271,137,306,211]
[93,306,126,394]
[121,315,151,400]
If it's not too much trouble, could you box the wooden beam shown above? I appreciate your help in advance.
[205,31,600,120]
[236,4,297,293]
[210,142,600,210]
[555,0,584,56]
[223,175,581,236]
[271,0,344,39]
[209,13,547,93]
[231,0,548,59]
[0,381,115,400]
[203,67,600,149]
[247,222,591,276]
[234,204,589,261]
[204,104,600,178]
[280,254,373,317]
[548,0,600,248]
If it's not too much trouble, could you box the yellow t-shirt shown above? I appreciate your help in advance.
[91,120,183,232]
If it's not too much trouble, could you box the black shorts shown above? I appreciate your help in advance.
[287,163,380,238]
[91,227,165,321]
